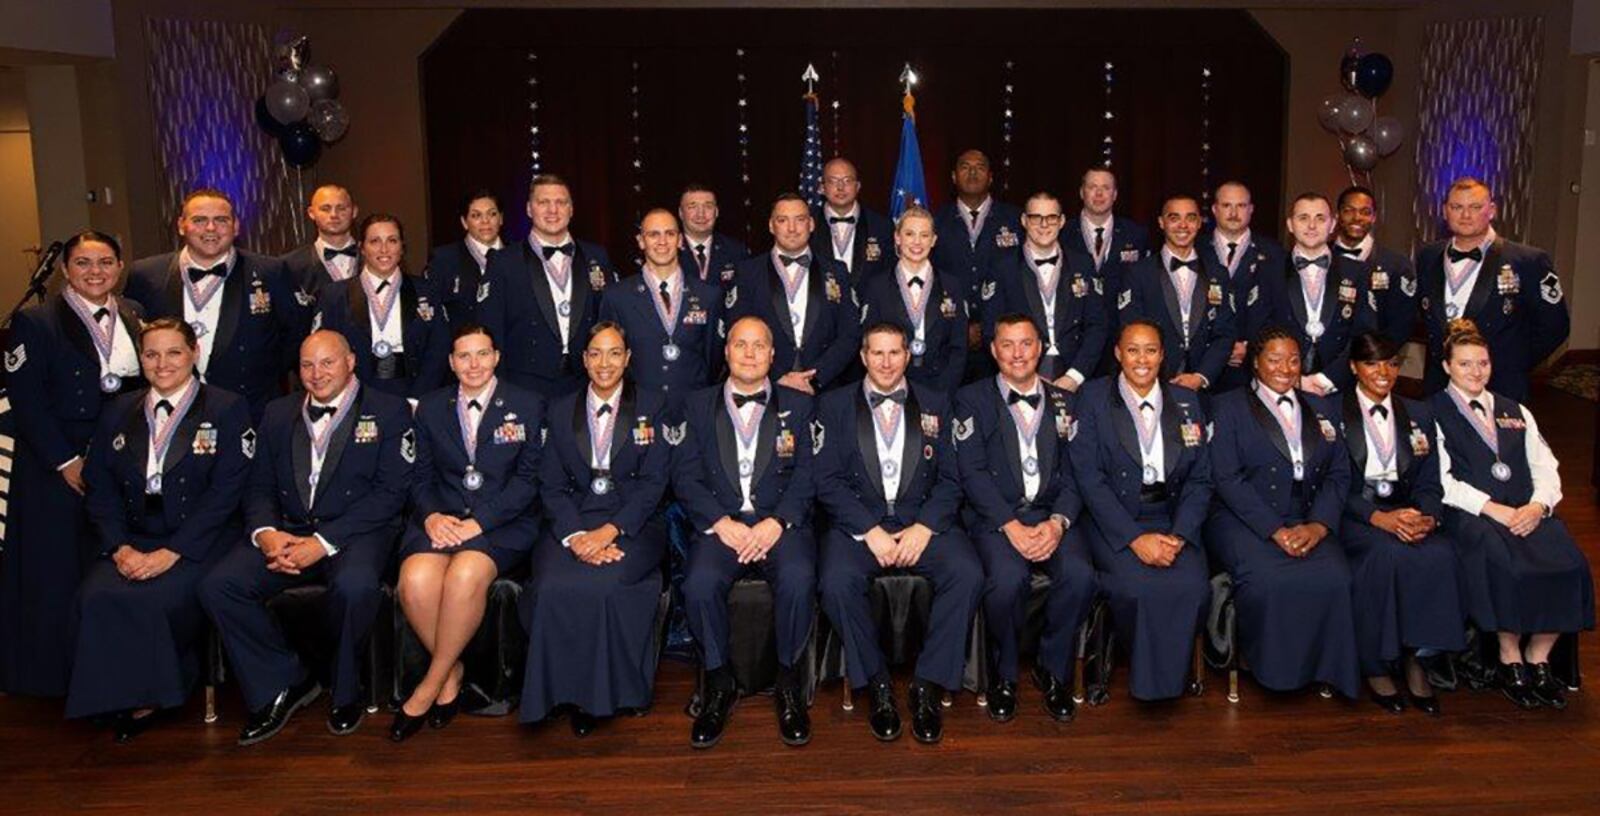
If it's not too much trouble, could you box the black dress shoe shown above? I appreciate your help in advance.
[690,684,737,749]
[1530,663,1568,710]
[570,709,598,737]
[866,680,902,742]
[1032,664,1076,723]
[428,698,459,730]
[986,680,1018,723]
[908,682,943,745]
[328,703,366,736]
[238,678,323,746]
[775,683,811,747]
[1368,690,1407,714]
[389,708,427,743]
[1408,693,1442,716]
[114,710,163,744]
[1498,663,1542,710]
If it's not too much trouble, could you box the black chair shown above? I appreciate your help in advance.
[204,584,395,721]
[814,571,988,711]
[684,576,820,717]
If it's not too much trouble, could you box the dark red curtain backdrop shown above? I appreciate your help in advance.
[421,8,1286,264]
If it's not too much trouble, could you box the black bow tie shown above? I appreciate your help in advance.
[1447,246,1483,264]
[779,254,810,268]
[1007,390,1041,409]
[155,399,174,417]
[1293,255,1331,271]
[907,276,925,289]
[694,244,707,256]
[542,243,575,260]
[1033,254,1060,267]
[1139,400,1154,413]
[868,388,907,408]
[1168,256,1197,272]
[595,403,613,416]
[187,265,224,283]
[1276,395,1294,409]
[733,390,768,408]
[969,209,981,221]
[93,307,110,323]
[467,399,483,412]
[307,404,337,422]
[323,244,358,261]
[1332,244,1361,258]
[1469,399,1486,416]
[828,215,856,225]
[1369,403,1388,419]
[374,278,390,293]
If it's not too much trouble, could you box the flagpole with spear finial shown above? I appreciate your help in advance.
[900,62,918,117]
[802,62,818,96]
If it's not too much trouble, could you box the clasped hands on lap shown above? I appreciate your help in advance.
[255,529,329,574]
[1483,501,1546,538]
[713,516,787,565]
[1002,517,1065,563]
[864,523,934,569]
[112,545,180,582]
[1271,523,1328,558]
[1369,509,1438,543]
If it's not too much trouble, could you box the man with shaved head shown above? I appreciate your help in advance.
[599,208,725,396]
[281,184,361,301]
[810,156,896,287]
[200,329,415,746]
[1198,181,1286,391]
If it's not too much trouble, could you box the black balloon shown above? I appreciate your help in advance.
[1355,53,1394,99]
[279,122,322,167]
[254,95,286,137]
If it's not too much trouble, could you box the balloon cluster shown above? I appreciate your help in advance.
[254,35,349,168]
[1317,39,1403,181]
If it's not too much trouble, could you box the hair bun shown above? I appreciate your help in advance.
[1445,317,1479,339]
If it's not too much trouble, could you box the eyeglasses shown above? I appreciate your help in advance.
[1023,213,1064,226]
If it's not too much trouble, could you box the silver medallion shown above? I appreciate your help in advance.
[1491,461,1512,482]
[373,339,393,359]
[882,459,899,478]
[146,474,162,494]
[1445,304,1460,319]
[558,300,572,317]
[910,338,926,356]
[1375,480,1393,498]
[463,467,483,492]
[662,343,681,362]
[1293,461,1305,480]
[190,320,208,338]
[1142,464,1158,485]
[1306,320,1325,340]
[738,458,754,477]
[100,373,121,393]
[591,475,612,495]
[1023,456,1040,476]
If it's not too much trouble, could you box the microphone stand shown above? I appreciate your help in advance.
[3,241,65,331]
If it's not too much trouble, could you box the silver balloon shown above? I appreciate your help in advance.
[264,78,310,125]
[1317,95,1344,133]
[1337,93,1373,134]
[1344,135,1380,171]
[298,64,340,102]
[1370,116,1405,156]
[308,99,350,143]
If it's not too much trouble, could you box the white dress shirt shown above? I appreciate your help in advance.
[1443,228,1495,319]
[825,203,860,275]
[1122,377,1166,479]
[731,392,762,514]
[64,289,139,381]
[1213,228,1252,277]
[1437,386,1562,516]
[1291,247,1338,394]
[177,247,234,375]
[315,236,358,282]
[1080,212,1112,268]
[1334,233,1374,263]
[1255,385,1305,477]
[1356,390,1398,481]
[868,384,907,501]
[465,235,503,272]
[536,234,576,353]
[363,270,405,354]
[1009,379,1044,502]
[144,378,198,483]
[252,380,351,557]
[897,261,932,350]
[774,250,811,348]
[962,196,992,246]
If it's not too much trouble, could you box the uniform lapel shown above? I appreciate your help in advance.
[1157,267,1184,338]
[610,383,635,466]
[752,395,777,486]
[525,242,560,338]
[1108,382,1142,468]
[313,387,362,510]
[855,392,886,502]
[994,387,1026,494]
[1159,385,1183,479]
[571,390,593,478]
[713,393,742,496]
[897,387,924,500]
[121,399,151,483]
[163,254,185,317]
[210,258,247,360]
[766,258,798,347]
[400,275,421,352]
[1247,387,1294,465]
[347,277,369,343]
[1465,239,1500,320]
[291,409,314,512]
[53,295,98,361]
[1392,397,1414,476]
[568,245,594,344]
[801,263,825,351]
[1342,391,1368,475]
[162,386,207,475]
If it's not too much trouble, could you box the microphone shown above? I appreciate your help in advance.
[25,241,65,296]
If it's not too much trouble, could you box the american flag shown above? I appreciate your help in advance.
[798,92,825,209]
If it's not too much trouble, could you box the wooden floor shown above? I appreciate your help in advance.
[3,384,1597,815]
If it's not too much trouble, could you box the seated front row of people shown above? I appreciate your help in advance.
[55,314,1592,749]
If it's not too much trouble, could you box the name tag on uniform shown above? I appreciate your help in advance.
[354,416,379,444]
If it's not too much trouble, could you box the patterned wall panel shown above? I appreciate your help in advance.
[1411,16,1543,246]
[143,17,303,254]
